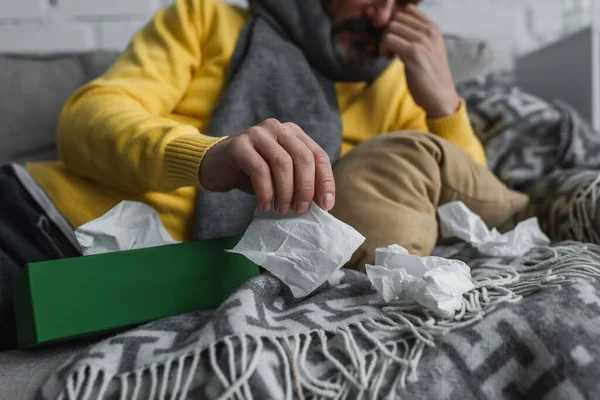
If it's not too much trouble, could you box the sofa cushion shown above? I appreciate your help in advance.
[0,52,119,164]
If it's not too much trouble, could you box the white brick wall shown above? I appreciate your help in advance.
[59,0,160,17]
[0,0,174,52]
[421,0,566,69]
[99,21,147,50]
[0,0,567,69]
[0,0,47,19]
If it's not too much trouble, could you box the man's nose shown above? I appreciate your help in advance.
[365,0,395,28]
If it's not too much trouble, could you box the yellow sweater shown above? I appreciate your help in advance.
[26,0,486,242]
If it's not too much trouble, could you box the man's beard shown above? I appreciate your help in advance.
[331,16,386,68]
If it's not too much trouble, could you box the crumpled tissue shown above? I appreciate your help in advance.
[366,245,474,318]
[437,201,550,257]
[228,203,365,298]
[75,201,180,256]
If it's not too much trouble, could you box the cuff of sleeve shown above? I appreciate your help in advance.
[164,134,227,189]
[426,99,487,167]
[426,99,469,141]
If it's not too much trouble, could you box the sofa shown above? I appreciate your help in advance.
[0,36,496,399]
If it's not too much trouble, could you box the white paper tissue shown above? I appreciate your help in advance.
[228,203,365,298]
[75,201,180,256]
[437,201,550,257]
[366,245,474,318]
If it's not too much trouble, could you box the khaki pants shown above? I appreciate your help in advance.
[331,131,529,271]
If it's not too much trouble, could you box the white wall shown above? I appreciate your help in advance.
[0,0,565,69]
[421,0,566,69]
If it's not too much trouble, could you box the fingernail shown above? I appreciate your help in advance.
[277,205,290,216]
[262,202,271,213]
[323,192,334,210]
[295,201,310,215]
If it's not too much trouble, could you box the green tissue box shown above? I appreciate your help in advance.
[13,237,259,349]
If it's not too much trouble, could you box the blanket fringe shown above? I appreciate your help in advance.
[569,175,600,244]
[58,243,600,400]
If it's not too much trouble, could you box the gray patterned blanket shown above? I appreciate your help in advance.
[459,74,600,243]
[39,77,600,399]
[38,244,600,399]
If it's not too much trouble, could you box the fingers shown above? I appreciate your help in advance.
[382,6,441,64]
[386,20,423,45]
[232,118,335,215]
[294,131,336,211]
[388,9,439,42]
[381,33,418,65]
[401,4,431,24]
[391,10,427,34]
[278,123,317,214]
[229,134,274,212]
[250,120,295,215]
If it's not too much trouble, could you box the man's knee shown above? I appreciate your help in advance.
[338,131,443,167]
[331,131,528,271]
[333,131,444,202]
[331,132,444,270]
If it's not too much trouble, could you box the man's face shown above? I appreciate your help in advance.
[326,0,413,63]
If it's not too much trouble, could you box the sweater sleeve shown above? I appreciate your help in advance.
[392,77,487,167]
[57,0,225,194]
[426,100,487,167]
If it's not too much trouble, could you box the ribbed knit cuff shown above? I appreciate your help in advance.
[164,134,227,189]
[426,99,487,167]
[426,99,469,141]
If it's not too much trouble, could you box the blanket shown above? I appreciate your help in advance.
[39,77,600,399]
[458,74,600,245]
[37,244,600,399]
[457,74,600,192]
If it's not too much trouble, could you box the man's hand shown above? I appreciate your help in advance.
[381,4,460,118]
[200,119,336,216]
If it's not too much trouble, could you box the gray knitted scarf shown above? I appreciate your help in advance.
[195,0,390,240]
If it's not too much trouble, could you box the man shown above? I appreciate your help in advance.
[0,0,508,350]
